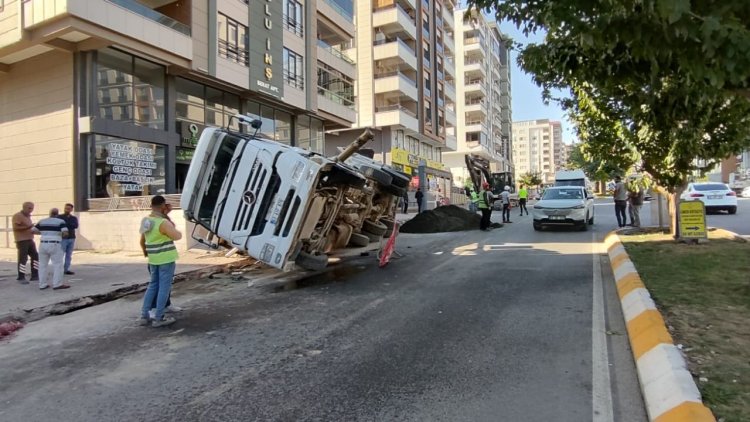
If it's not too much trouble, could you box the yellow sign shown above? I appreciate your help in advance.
[390,148,444,170]
[678,200,707,239]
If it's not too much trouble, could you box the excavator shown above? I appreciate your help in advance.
[464,154,517,208]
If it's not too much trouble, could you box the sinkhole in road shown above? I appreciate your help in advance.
[273,264,369,292]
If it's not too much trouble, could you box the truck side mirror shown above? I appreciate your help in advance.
[250,119,262,129]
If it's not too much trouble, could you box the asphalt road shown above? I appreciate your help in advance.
[0,201,648,422]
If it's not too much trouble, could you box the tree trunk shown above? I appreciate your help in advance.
[668,184,687,238]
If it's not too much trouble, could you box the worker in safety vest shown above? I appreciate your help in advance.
[477,182,493,231]
[139,195,182,328]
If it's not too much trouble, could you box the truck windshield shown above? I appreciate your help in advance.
[197,134,242,225]
[555,179,585,187]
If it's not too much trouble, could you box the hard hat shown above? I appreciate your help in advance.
[504,185,510,191]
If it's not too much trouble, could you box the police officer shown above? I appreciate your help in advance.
[33,208,69,290]
[139,195,182,327]
[478,182,493,231]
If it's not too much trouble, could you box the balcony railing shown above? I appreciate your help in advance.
[323,0,353,20]
[284,69,304,89]
[283,14,304,37]
[318,40,356,65]
[375,37,417,56]
[374,71,417,86]
[375,104,417,118]
[218,40,249,66]
[318,86,355,108]
[107,0,191,35]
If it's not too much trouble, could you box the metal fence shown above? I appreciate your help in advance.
[1,215,11,248]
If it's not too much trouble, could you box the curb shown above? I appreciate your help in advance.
[604,232,716,422]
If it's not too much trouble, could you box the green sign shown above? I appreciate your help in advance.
[679,200,707,239]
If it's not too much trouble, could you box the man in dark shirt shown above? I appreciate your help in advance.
[59,203,79,275]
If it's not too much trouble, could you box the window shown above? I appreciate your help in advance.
[96,49,164,129]
[424,103,432,126]
[284,0,304,36]
[92,136,166,198]
[283,48,304,89]
[318,62,355,108]
[218,13,249,66]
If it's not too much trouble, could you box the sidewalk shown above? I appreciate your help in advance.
[0,247,246,322]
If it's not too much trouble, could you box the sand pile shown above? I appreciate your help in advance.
[401,205,499,233]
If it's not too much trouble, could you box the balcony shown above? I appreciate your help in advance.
[443,6,454,29]
[318,86,356,124]
[445,57,456,78]
[463,58,485,76]
[374,71,419,101]
[444,33,455,53]
[464,80,486,96]
[444,82,456,101]
[375,105,419,132]
[21,0,192,59]
[465,121,487,134]
[464,38,485,55]
[464,99,485,115]
[374,39,418,71]
[317,41,356,79]
[318,0,355,38]
[373,3,417,41]
[446,108,456,126]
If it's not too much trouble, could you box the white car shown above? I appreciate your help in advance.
[741,186,750,198]
[680,182,737,214]
[532,186,595,231]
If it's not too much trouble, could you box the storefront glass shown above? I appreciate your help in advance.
[92,135,166,198]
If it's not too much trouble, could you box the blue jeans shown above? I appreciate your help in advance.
[141,262,176,321]
[60,238,75,272]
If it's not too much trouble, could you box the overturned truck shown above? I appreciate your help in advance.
[180,115,409,271]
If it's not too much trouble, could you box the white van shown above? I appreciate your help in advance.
[554,169,588,188]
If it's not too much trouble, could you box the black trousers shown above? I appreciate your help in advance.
[416,199,423,213]
[16,239,39,278]
[614,200,628,227]
[502,204,511,222]
[519,198,528,215]
[480,208,491,230]
[402,198,408,213]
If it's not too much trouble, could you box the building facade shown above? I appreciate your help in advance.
[511,119,563,185]
[326,0,458,205]
[441,8,513,189]
[0,0,356,250]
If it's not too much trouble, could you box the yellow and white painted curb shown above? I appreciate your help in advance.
[604,232,715,422]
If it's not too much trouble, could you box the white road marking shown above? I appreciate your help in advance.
[592,231,615,422]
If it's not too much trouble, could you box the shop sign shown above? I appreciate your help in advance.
[105,143,157,193]
[178,121,203,148]
[679,200,707,239]
[176,147,195,162]
[390,148,444,170]
[249,0,284,99]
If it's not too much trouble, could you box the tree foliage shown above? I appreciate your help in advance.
[519,171,542,188]
[566,143,623,182]
[469,0,750,191]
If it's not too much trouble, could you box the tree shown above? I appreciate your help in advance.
[566,143,623,182]
[468,0,750,235]
[519,171,542,189]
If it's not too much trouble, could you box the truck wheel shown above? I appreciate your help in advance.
[364,231,383,243]
[295,251,329,271]
[348,232,370,247]
[383,229,393,238]
[384,168,410,188]
[362,219,387,236]
[380,218,395,230]
[359,164,392,187]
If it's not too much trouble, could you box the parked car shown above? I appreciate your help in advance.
[531,186,595,231]
[679,182,737,214]
[741,186,750,198]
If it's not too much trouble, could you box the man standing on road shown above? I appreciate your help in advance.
[12,202,39,284]
[500,186,512,223]
[628,184,645,227]
[59,203,78,275]
[613,176,628,228]
[34,208,69,290]
[401,189,409,214]
[415,188,424,214]
[478,182,493,231]
[518,185,529,216]
[139,195,182,328]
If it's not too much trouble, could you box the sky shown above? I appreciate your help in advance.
[496,22,577,145]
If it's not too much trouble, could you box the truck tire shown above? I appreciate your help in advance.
[364,231,383,243]
[348,232,370,247]
[380,218,395,230]
[362,219,387,236]
[382,184,406,198]
[295,251,329,271]
[384,168,410,188]
[359,164,392,187]
[383,229,393,239]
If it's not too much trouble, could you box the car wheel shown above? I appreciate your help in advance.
[728,206,737,215]
[579,221,588,231]
[533,222,542,231]
[362,219,388,236]
[295,251,329,271]
[348,232,370,247]
[588,213,594,225]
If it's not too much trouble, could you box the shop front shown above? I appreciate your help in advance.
[390,147,453,209]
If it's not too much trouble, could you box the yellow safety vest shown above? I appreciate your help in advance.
[144,217,178,265]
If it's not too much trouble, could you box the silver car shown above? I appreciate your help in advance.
[532,186,595,231]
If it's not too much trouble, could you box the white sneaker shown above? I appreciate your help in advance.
[151,316,176,328]
[148,309,156,320]
[166,305,183,313]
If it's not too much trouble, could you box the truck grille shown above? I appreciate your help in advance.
[232,161,266,232]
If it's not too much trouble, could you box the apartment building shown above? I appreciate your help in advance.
[512,119,563,185]
[327,0,457,200]
[0,0,357,250]
[441,8,513,189]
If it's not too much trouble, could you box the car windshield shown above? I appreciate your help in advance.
[554,179,585,187]
[693,184,728,191]
[543,188,584,200]
[197,133,242,225]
